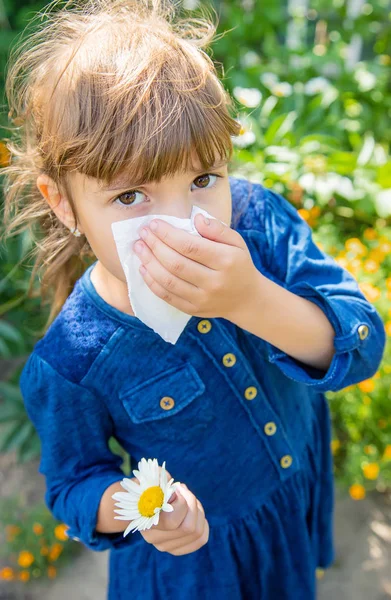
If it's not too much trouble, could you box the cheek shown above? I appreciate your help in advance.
[81,219,123,272]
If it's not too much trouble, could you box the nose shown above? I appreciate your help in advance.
[154,198,192,220]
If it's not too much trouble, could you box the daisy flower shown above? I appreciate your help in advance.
[112,458,179,536]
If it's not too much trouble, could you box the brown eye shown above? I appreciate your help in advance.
[117,191,136,205]
[194,174,211,188]
[113,190,146,208]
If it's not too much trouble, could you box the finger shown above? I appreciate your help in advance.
[139,220,224,269]
[135,240,201,295]
[193,213,246,249]
[135,233,213,287]
[150,485,189,532]
[140,267,198,315]
[156,498,206,552]
[169,518,209,556]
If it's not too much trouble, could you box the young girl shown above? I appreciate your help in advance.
[2,0,386,598]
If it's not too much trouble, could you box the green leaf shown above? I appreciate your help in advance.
[0,381,25,405]
[0,420,34,453]
[0,319,23,346]
[264,111,297,145]
[0,402,24,422]
[19,434,41,463]
[0,337,11,358]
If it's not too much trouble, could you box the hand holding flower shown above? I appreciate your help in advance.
[112,458,209,556]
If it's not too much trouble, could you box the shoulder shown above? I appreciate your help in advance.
[33,276,120,384]
[229,176,298,232]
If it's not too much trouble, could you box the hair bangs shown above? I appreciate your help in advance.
[59,71,240,189]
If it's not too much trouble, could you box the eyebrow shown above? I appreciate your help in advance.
[97,159,228,192]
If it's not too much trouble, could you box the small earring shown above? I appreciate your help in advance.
[70,226,82,237]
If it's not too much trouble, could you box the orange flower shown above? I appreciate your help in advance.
[362,462,380,480]
[363,259,378,273]
[17,551,34,568]
[54,523,70,541]
[345,258,361,276]
[33,523,44,535]
[335,256,348,269]
[349,484,366,500]
[385,321,391,336]
[378,240,391,253]
[383,445,391,460]
[386,277,391,291]
[359,282,381,303]
[40,546,50,556]
[0,567,15,580]
[330,440,341,454]
[310,206,321,218]
[286,182,304,205]
[345,238,367,256]
[48,543,63,562]
[6,524,21,540]
[18,570,30,582]
[363,228,377,241]
[47,566,57,579]
[358,379,375,393]
[368,248,385,263]
[364,445,376,455]
[0,141,11,168]
[298,208,310,222]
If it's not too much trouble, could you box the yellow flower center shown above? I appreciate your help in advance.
[138,486,164,517]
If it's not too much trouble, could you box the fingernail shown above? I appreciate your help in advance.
[134,242,143,254]
[150,220,158,231]
[168,492,177,503]
[203,215,210,225]
[140,228,148,239]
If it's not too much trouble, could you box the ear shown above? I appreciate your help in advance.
[36,174,83,234]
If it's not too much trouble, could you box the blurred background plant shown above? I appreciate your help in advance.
[0,0,390,582]
[0,494,83,584]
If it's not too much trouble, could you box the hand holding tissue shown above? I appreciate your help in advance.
[111,206,219,344]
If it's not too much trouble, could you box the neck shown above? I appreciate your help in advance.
[90,261,135,317]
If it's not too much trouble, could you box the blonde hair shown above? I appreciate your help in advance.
[1,0,241,328]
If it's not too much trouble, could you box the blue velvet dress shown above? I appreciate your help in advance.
[19,177,385,599]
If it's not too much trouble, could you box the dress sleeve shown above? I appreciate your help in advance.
[19,352,136,552]
[260,188,386,392]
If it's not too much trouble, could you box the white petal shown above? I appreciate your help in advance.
[114,509,141,518]
[124,522,135,537]
[112,491,139,502]
[162,504,174,513]
[120,479,142,494]
[113,499,140,508]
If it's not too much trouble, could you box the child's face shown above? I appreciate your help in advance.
[65,159,232,286]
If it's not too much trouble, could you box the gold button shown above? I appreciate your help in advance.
[197,319,212,334]
[358,325,369,340]
[222,353,236,367]
[244,386,257,400]
[160,396,175,411]
[264,422,277,436]
[280,455,293,469]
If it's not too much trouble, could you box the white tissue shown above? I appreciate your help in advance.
[111,206,218,344]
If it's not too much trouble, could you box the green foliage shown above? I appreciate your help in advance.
[0,380,41,462]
